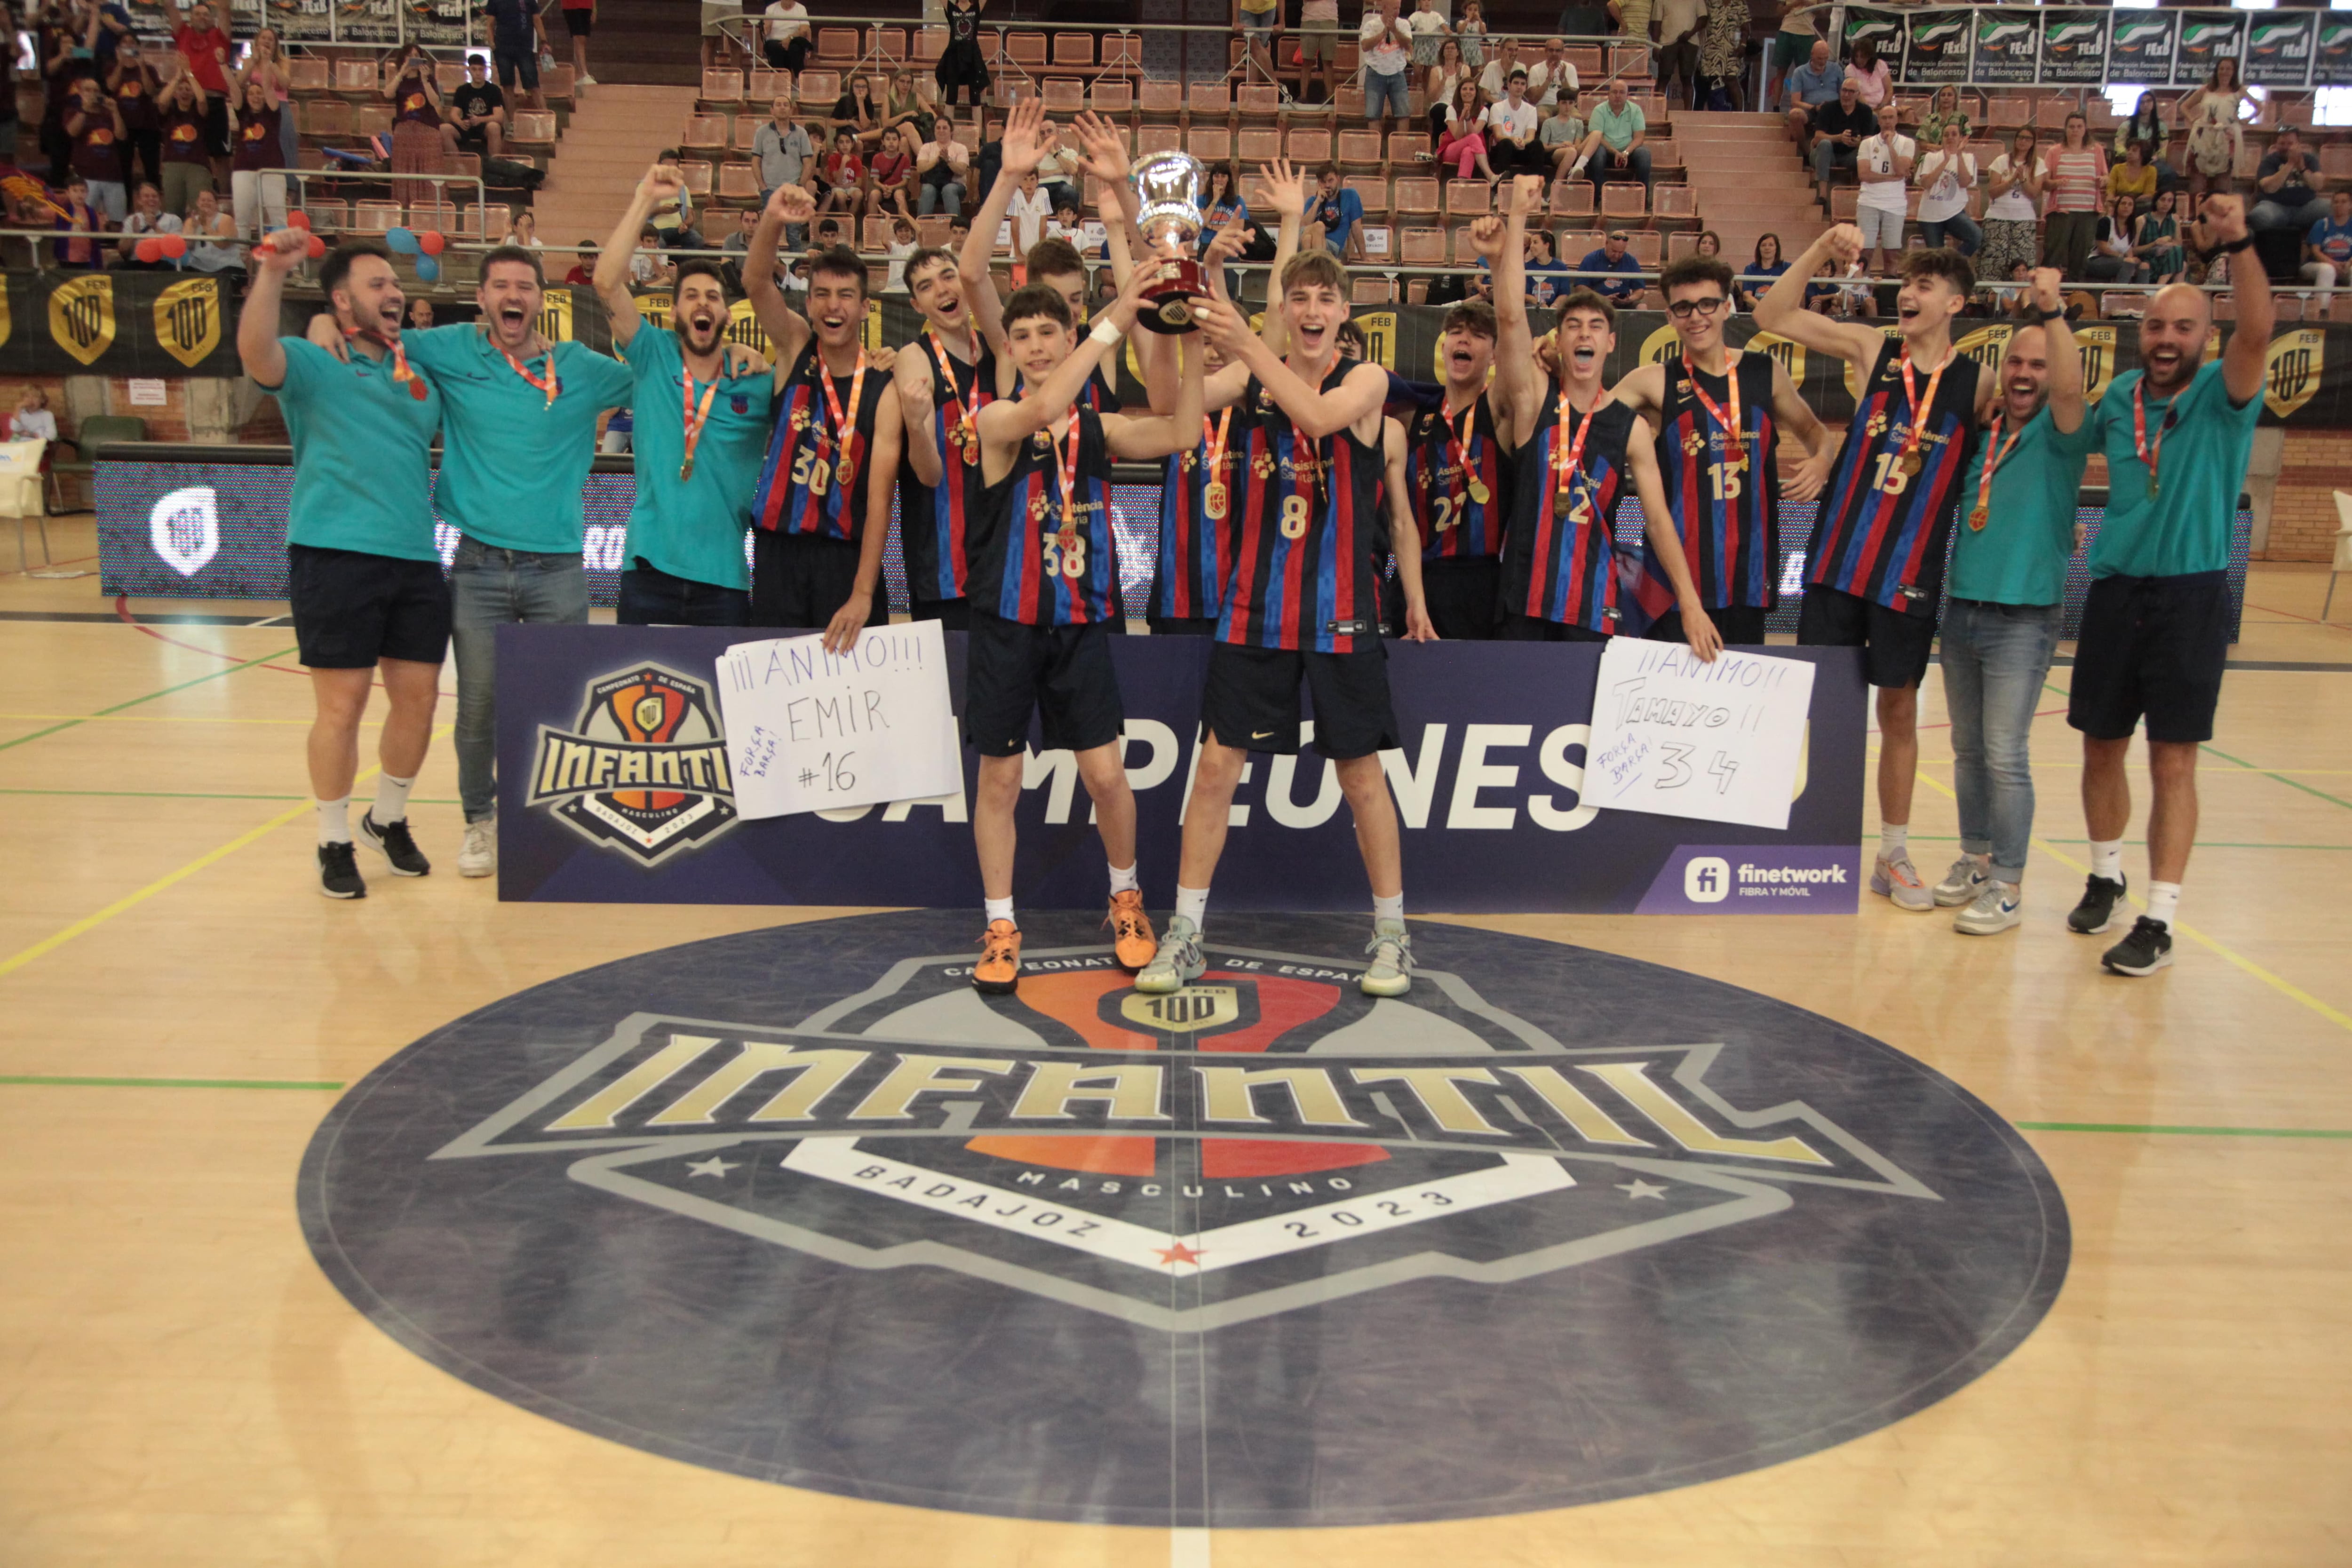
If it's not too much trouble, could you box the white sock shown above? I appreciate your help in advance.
[2090,839,2125,881]
[1174,884,1209,931]
[317,796,351,845]
[1373,892,1405,925]
[373,773,415,825]
[984,896,1015,927]
[1570,155,1588,175]
[2145,881,2180,928]
[1880,823,1907,857]
[1107,860,1139,895]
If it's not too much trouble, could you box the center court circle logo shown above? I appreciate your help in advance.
[299,912,2069,1528]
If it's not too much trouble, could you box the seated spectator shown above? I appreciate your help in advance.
[2107,139,2156,216]
[1569,76,1650,197]
[180,186,241,275]
[763,0,811,80]
[1807,78,1876,208]
[1783,38,1842,156]
[2252,127,2330,234]
[52,177,107,270]
[1843,36,1894,116]
[1436,80,1496,182]
[2114,91,2173,192]
[1737,231,1788,311]
[2135,189,2186,286]
[1200,161,1248,234]
[1575,228,1644,303]
[1485,70,1546,177]
[511,210,542,249]
[564,241,597,286]
[917,113,970,217]
[1542,93,1584,177]
[647,148,702,248]
[1916,84,1972,147]
[1007,166,1053,255]
[1524,226,1571,306]
[9,387,59,446]
[1033,127,1080,213]
[1045,196,1085,250]
[2303,188,2352,292]
[116,181,181,269]
[869,124,915,217]
[442,53,505,159]
[1303,163,1366,261]
[408,298,436,329]
[817,127,864,215]
[2085,193,2149,284]
[628,224,670,285]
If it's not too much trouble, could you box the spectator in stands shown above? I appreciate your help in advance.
[1361,1,1414,138]
[229,78,288,240]
[108,36,161,197]
[699,0,741,72]
[170,1,233,175]
[1554,0,1621,44]
[155,66,211,223]
[883,215,917,294]
[511,210,541,248]
[2115,91,2170,187]
[628,223,668,284]
[936,0,989,111]
[718,203,754,290]
[1736,230,1786,311]
[180,185,240,275]
[239,29,299,171]
[2042,111,2106,279]
[1916,120,1980,256]
[1239,0,1281,87]
[1426,38,1467,153]
[1654,0,1704,110]
[0,4,22,164]
[1570,75,1649,196]
[831,74,883,149]
[1694,228,1721,258]
[481,0,549,112]
[91,0,132,70]
[878,70,936,153]
[1033,126,1080,212]
[918,113,970,217]
[65,76,127,223]
[1202,161,1247,231]
[2107,138,2157,218]
[646,148,702,247]
[1576,228,1644,303]
[2252,127,2331,235]
[407,298,435,329]
[1979,126,2043,284]
[8,387,57,446]
[1698,0,1747,113]
[2178,60,2248,198]
[561,0,597,89]
[1805,76,1873,209]
[2136,188,2185,286]
[755,97,815,210]
[443,54,507,161]
[1045,195,1085,251]
[1853,120,1913,276]
[1455,0,1487,71]
[2085,194,2147,285]
[947,214,971,254]
[1542,93,1585,177]
[869,124,915,219]
[34,5,91,182]
[383,43,449,209]
[1304,163,1367,261]
[817,128,864,218]
[1767,7,1818,114]
[1006,166,1052,255]
[1524,226,1571,306]
[762,0,810,84]
[1916,85,1972,148]
[1486,70,1545,178]
[1843,34,1892,116]
[116,180,178,268]
[1437,80,1494,181]
[1406,0,1448,72]
[1298,0,1343,106]
[563,241,596,286]
[1783,37,1840,159]
[2303,188,2352,292]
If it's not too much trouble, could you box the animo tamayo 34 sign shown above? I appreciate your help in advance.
[1579,641,1817,832]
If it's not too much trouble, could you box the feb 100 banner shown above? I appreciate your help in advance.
[494,626,1867,915]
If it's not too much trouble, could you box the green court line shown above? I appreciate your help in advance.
[2014,1121,2352,1139]
[2200,743,2352,815]
[0,788,462,804]
[0,1074,343,1090]
[0,645,298,754]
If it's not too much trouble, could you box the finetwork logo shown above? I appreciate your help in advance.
[1643,847,1857,913]
[1684,857,1730,903]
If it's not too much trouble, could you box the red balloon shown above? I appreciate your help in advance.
[160,234,187,259]
[306,233,327,258]
[135,236,161,263]
[418,231,445,256]
[286,210,311,230]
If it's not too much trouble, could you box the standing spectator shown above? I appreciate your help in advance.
[1437,79,1494,180]
[762,0,810,82]
[1699,0,1747,112]
[50,175,103,269]
[116,180,180,268]
[1455,0,1487,70]
[753,95,813,217]
[1571,75,1650,197]
[935,0,989,111]
[2251,127,2329,234]
[156,67,212,222]
[171,1,233,175]
[246,29,302,171]
[917,111,970,216]
[1736,230,1787,310]
[2177,59,2248,198]
[1916,120,1979,255]
[1979,126,2043,284]
[1486,70,1544,176]
[2108,138,2156,216]
[443,54,507,160]
[562,0,599,88]
[1575,227,1645,303]
[1303,162,1366,260]
[1782,37,1840,158]
[1361,2,1413,138]
[2085,195,2148,284]
[1406,0,1448,71]
[1425,37,1467,151]
[1239,0,1281,86]
[229,78,288,239]
[1299,0,1343,105]
[1542,92,1585,176]
[107,35,160,197]
[1853,120,1913,276]
[882,215,917,293]
[483,0,549,110]
[383,43,448,210]
[1654,0,1704,110]
[2136,189,2185,286]
[65,76,127,223]
[1767,7,1817,113]
[2042,111,2106,279]
[2303,188,2352,292]
[1843,34,1892,115]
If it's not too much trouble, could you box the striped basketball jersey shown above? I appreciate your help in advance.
[1217,367,1388,654]
[1498,387,1635,634]
[751,346,893,542]
[898,330,997,601]
[1084,363,1120,413]
[969,407,1121,626]
[1406,390,1510,561]
[1153,405,1249,621]
[1637,350,1782,621]
[1809,342,1983,613]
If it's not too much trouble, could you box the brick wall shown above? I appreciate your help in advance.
[2268,429,2352,563]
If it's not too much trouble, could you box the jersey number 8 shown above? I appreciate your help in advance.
[1279,493,1311,540]
[790,448,832,497]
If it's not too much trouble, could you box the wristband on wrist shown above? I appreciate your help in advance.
[2218,234,2254,255]
[1088,317,1122,348]
[2034,307,2066,324]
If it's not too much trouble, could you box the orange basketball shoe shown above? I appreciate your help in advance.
[1107,889,1157,971]
[973,918,1022,994]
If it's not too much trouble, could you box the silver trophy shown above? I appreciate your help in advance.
[1130,151,1209,334]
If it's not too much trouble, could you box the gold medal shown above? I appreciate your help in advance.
[1555,486,1573,513]
[1467,477,1491,505]
[1967,505,1988,532]
[1203,480,1228,520]
[838,455,856,487]
[1898,450,1924,477]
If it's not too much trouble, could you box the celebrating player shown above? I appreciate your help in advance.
[1755,233,1983,912]
[238,232,445,899]
[893,243,1006,629]
[1609,251,1836,648]
[959,264,1206,995]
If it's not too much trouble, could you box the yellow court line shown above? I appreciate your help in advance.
[0,713,373,727]
[0,724,453,981]
[1907,769,2352,1033]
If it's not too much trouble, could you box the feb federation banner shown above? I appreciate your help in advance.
[496,627,1868,915]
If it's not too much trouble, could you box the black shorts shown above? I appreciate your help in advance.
[752,530,884,630]
[1203,641,1398,759]
[288,543,451,669]
[2067,571,2232,745]
[1147,615,1219,637]
[1650,604,1770,646]
[1494,614,1608,643]
[494,45,540,92]
[201,96,230,158]
[1796,585,1937,689]
[562,5,592,34]
[963,610,1125,756]
[908,595,970,631]
[1386,555,1502,641]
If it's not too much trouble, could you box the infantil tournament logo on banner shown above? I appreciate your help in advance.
[527,662,739,865]
[297,911,2071,1526]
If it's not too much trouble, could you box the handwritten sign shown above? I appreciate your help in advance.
[715,622,961,820]
[1578,640,1817,831]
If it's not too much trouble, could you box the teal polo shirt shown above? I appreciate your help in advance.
[400,326,635,556]
[264,337,443,563]
[616,326,775,591]
[1950,400,2097,606]
[2087,359,2260,580]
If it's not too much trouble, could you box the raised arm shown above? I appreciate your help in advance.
[2196,194,2273,406]
[1754,225,1888,370]
[1626,422,1720,660]
[743,182,814,365]
[237,229,308,388]
[1492,175,1541,446]
[1258,157,1306,359]
[1103,302,1206,461]
[974,262,1149,448]
[2017,266,2084,435]
[1197,215,1256,413]
[961,97,1051,355]
[1210,318,1387,441]
[592,163,675,346]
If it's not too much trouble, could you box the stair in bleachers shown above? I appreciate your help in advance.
[532,84,704,253]
[1673,110,1828,272]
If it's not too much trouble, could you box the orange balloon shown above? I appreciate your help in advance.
[306,233,327,258]
[286,209,311,230]
[135,237,161,263]
[161,234,187,259]
[418,231,446,256]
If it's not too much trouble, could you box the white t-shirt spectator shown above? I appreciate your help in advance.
[1985,153,2040,222]
[1359,11,1411,76]
[1856,131,1914,215]
[8,408,57,443]
[1915,147,1975,223]
[1487,96,1539,145]
[883,238,914,293]
[1009,185,1054,255]
[764,0,808,43]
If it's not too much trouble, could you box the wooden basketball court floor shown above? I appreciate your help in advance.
[2,514,2347,1566]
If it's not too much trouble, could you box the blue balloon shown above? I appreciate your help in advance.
[386,226,419,255]
[415,253,442,283]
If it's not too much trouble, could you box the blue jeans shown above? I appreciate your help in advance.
[451,537,590,822]
[1366,69,1409,120]
[1591,144,1651,194]
[2251,193,2328,234]
[1920,212,1981,255]
[618,559,751,628]
[919,178,964,216]
[1941,598,2059,884]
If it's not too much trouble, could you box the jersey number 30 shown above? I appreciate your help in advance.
[790,449,832,497]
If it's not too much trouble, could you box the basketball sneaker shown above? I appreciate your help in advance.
[1954,880,2022,935]
[318,841,366,899]
[359,810,431,876]
[1360,920,1414,997]
[1932,855,1989,907]
[1106,889,1156,970]
[1135,916,1205,995]
[1870,850,1933,911]
[972,919,1022,994]
[459,818,496,879]
[2067,873,2128,934]
[2101,915,2174,977]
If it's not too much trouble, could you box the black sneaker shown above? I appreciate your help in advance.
[2101,915,2174,977]
[2066,873,2127,935]
[358,810,431,876]
[318,841,366,899]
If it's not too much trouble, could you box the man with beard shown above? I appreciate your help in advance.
[1487,179,1713,652]
[239,234,445,900]
[742,187,903,649]
[2066,194,2273,977]
[304,245,635,880]
[1928,266,2089,938]
[595,163,778,627]
[1609,248,1836,648]
[1756,232,1984,915]
[959,266,1205,995]
[891,243,1006,629]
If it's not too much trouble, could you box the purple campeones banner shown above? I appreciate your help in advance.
[495,627,1866,915]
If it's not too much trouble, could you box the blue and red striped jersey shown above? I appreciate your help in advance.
[1497,388,1633,635]
[1152,407,1247,621]
[1217,368,1388,654]
[898,331,996,602]
[1635,350,1782,622]
[1807,344,1982,613]
[1405,391,1509,561]
[751,346,892,542]
[968,407,1121,626]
